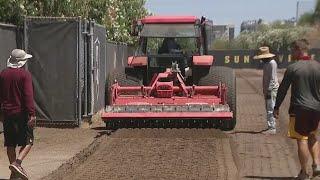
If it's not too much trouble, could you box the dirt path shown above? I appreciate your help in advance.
[0,128,98,180]
[234,69,300,179]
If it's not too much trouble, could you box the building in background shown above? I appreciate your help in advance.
[240,19,263,33]
[240,17,297,33]
[212,24,235,41]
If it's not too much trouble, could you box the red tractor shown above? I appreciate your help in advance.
[102,16,236,130]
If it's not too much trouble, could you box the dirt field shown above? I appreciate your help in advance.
[41,69,304,180]
[0,69,305,180]
[43,129,237,180]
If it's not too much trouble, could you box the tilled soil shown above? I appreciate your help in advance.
[44,129,238,180]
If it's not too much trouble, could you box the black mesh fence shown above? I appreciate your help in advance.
[24,18,129,125]
[106,42,129,75]
[25,18,81,124]
[23,18,132,125]
[92,24,107,114]
[0,24,20,71]
[25,18,113,125]
[0,24,20,131]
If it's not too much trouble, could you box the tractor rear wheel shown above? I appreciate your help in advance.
[105,69,142,105]
[197,66,236,131]
[105,70,142,130]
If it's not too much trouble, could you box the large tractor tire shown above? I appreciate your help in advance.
[197,66,237,131]
[105,70,142,130]
[105,70,142,105]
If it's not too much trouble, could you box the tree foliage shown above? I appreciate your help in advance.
[314,0,320,22]
[298,0,320,25]
[298,12,314,25]
[235,26,310,51]
[0,0,149,44]
[212,22,312,50]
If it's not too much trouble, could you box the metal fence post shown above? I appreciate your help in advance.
[77,17,82,126]
[89,21,95,116]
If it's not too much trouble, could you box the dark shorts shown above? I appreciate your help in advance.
[3,113,34,147]
[295,108,320,136]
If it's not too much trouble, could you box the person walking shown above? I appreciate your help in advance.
[0,49,36,180]
[254,46,279,134]
[273,39,320,179]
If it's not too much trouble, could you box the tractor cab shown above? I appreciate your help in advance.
[127,16,215,84]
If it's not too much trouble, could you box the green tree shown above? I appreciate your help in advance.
[298,12,314,25]
[314,0,320,22]
[234,26,311,51]
[0,0,149,44]
[297,0,320,25]
[212,21,312,50]
[0,0,25,25]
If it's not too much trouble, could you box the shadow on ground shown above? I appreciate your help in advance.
[91,126,113,138]
[231,128,269,134]
[244,175,294,179]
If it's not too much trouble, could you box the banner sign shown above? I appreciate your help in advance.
[209,49,320,69]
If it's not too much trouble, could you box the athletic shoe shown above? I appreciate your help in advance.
[9,162,28,180]
[313,164,320,178]
[263,128,276,135]
[296,170,310,180]
[9,171,21,179]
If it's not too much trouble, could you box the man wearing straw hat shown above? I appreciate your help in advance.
[274,39,320,179]
[254,46,279,134]
[0,49,36,180]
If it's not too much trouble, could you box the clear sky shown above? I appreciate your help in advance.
[145,0,316,34]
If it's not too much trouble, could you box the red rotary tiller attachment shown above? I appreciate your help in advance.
[101,66,233,129]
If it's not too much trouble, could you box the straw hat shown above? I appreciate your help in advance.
[7,49,32,68]
[253,46,275,60]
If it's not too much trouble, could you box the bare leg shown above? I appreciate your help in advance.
[6,147,16,164]
[8,145,32,179]
[17,145,32,161]
[297,139,310,173]
[308,134,320,166]
[19,146,23,154]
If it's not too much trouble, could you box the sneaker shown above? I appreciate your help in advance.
[9,162,28,180]
[263,128,276,135]
[296,170,310,180]
[313,164,320,178]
